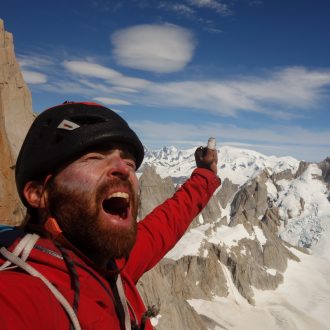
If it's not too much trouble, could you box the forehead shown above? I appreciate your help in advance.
[85,142,136,159]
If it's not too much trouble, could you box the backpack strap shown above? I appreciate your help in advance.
[0,231,40,270]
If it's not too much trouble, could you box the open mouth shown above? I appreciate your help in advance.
[102,192,130,219]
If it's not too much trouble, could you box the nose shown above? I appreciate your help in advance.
[106,156,130,179]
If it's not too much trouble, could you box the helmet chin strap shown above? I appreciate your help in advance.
[44,216,63,239]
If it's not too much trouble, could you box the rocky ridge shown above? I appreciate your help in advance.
[137,146,329,329]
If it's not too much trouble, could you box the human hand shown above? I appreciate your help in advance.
[194,144,218,175]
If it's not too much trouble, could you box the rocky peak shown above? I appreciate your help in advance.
[0,20,34,224]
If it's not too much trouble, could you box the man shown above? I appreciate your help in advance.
[0,102,220,330]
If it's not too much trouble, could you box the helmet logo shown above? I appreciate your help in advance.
[57,119,80,131]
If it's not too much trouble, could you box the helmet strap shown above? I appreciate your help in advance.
[44,217,63,239]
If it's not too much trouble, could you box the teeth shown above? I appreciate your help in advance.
[108,192,129,201]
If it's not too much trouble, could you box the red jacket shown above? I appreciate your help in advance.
[0,168,220,329]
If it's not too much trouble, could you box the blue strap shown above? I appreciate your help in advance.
[0,226,25,248]
[0,225,15,233]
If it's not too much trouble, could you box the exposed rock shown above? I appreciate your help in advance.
[230,170,269,227]
[271,169,294,183]
[216,177,239,208]
[138,247,228,329]
[261,207,281,234]
[138,165,176,220]
[196,195,222,227]
[317,157,330,189]
[0,20,34,225]
[294,160,310,178]
[138,263,207,330]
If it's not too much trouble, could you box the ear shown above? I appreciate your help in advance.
[23,181,47,208]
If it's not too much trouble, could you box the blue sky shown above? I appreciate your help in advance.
[2,0,330,161]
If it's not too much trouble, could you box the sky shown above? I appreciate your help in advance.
[1,0,330,161]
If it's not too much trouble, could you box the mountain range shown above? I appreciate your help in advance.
[137,145,330,329]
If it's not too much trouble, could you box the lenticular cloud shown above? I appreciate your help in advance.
[111,24,196,73]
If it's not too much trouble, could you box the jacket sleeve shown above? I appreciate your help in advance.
[126,168,221,283]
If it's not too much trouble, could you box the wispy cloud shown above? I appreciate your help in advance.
[111,24,196,73]
[248,0,263,7]
[138,67,330,118]
[21,70,47,84]
[158,2,196,17]
[40,80,95,95]
[18,54,54,69]
[19,56,329,161]
[18,53,54,84]
[92,97,132,106]
[186,0,231,15]
[156,1,224,32]
[23,48,330,121]
[63,60,150,89]
[63,61,121,80]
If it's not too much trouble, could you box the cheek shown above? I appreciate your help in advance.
[54,169,97,195]
[130,173,139,194]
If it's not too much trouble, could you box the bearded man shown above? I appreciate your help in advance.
[0,102,220,330]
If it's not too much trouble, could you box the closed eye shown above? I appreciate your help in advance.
[83,153,105,161]
[124,159,136,170]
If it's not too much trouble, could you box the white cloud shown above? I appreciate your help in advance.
[111,24,196,73]
[235,67,330,108]
[114,76,150,89]
[21,70,47,84]
[37,58,330,121]
[138,67,330,118]
[92,97,132,106]
[63,61,121,80]
[63,60,150,89]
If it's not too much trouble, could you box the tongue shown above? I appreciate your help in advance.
[103,197,128,217]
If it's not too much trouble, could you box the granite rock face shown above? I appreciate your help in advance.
[216,177,239,209]
[138,165,176,220]
[0,20,34,225]
[318,157,330,189]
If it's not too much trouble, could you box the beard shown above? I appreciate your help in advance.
[46,176,138,265]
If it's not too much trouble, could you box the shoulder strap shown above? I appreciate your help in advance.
[0,232,40,271]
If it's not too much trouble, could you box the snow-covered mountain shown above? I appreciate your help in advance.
[140,145,330,254]
[138,145,330,330]
[141,145,300,185]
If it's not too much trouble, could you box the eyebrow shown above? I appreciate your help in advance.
[119,149,136,162]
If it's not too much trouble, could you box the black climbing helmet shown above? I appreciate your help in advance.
[15,102,144,204]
